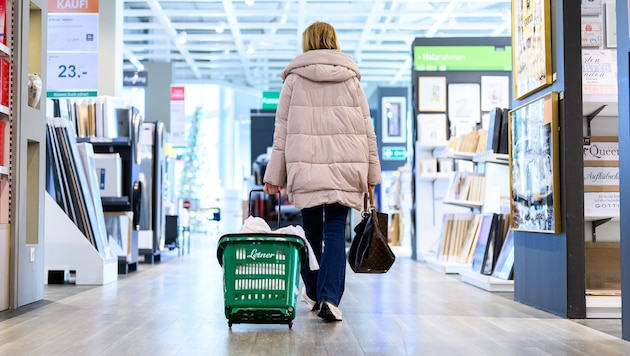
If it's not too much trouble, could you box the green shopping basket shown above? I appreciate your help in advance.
[216,233,306,329]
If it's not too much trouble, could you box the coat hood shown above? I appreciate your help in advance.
[280,49,361,83]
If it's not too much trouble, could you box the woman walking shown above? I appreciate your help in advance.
[263,21,381,322]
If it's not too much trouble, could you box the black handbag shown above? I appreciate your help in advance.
[348,190,395,273]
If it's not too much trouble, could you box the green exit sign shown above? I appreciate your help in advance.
[382,147,406,160]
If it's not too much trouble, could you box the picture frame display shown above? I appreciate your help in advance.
[381,96,407,143]
[418,76,446,112]
[509,91,561,233]
[447,83,481,123]
[481,76,510,111]
[512,0,553,100]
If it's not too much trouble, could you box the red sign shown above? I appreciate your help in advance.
[170,86,185,101]
[183,200,191,209]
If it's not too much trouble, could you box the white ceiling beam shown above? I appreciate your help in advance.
[492,19,512,36]
[222,0,255,86]
[354,0,385,64]
[390,56,411,86]
[425,0,460,37]
[123,21,505,31]
[124,47,145,71]
[145,0,201,78]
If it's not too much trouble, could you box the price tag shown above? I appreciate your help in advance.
[47,14,99,52]
[46,52,98,92]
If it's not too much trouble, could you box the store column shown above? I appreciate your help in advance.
[143,61,173,128]
[98,0,123,97]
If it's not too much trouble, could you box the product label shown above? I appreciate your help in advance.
[584,192,620,218]
[583,137,619,164]
[584,166,619,191]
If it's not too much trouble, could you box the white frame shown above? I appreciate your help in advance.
[447,83,481,124]
[381,96,407,143]
[480,76,510,111]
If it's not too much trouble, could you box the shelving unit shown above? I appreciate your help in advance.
[578,0,622,319]
[5,0,48,309]
[84,137,140,274]
[0,1,13,310]
[0,2,11,310]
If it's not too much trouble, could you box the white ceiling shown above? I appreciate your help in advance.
[122,0,512,93]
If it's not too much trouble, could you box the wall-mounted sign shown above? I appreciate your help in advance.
[170,85,186,147]
[123,71,148,87]
[413,45,512,72]
[262,91,280,110]
[46,0,99,98]
[382,146,406,160]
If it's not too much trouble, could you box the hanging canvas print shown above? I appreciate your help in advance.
[418,76,447,112]
[509,91,561,233]
[512,0,553,99]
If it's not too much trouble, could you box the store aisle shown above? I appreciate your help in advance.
[0,231,629,356]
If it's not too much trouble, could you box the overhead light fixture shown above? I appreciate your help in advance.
[448,18,457,26]
[216,22,225,34]
[177,31,187,44]
[246,44,255,55]
[245,0,255,6]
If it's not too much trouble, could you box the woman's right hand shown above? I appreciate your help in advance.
[264,183,281,195]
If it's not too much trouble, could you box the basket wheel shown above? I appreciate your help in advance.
[228,320,232,328]
[288,321,293,329]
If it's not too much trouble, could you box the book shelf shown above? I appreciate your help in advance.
[430,145,512,292]
[580,1,621,319]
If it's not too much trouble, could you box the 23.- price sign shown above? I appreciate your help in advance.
[46,52,98,97]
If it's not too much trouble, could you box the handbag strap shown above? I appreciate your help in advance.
[362,188,376,218]
[368,188,376,209]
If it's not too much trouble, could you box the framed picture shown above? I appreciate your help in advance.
[512,0,553,100]
[381,96,406,143]
[417,113,447,142]
[481,76,510,111]
[581,19,602,47]
[447,83,480,123]
[509,91,561,233]
[418,76,446,112]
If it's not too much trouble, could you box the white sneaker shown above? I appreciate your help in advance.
[317,300,342,322]
[300,287,319,311]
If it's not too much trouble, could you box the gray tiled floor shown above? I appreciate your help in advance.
[1,232,629,355]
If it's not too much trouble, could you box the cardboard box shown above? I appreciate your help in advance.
[93,153,122,197]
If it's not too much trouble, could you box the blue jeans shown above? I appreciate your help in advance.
[300,203,349,307]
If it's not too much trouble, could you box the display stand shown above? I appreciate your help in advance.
[459,267,514,292]
[88,138,141,272]
[44,195,118,285]
[586,295,621,319]
[425,256,470,275]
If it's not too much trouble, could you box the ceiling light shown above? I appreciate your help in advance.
[245,0,255,6]
[246,44,255,55]
[448,18,457,26]
[177,31,187,44]
[216,22,225,34]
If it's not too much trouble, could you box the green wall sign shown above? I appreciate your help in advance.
[382,146,407,160]
[262,91,280,110]
[413,46,512,71]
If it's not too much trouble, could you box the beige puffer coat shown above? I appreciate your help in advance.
[263,49,381,211]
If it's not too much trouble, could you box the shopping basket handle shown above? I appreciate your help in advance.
[249,189,281,228]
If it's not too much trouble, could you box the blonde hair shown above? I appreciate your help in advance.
[302,21,340,52]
